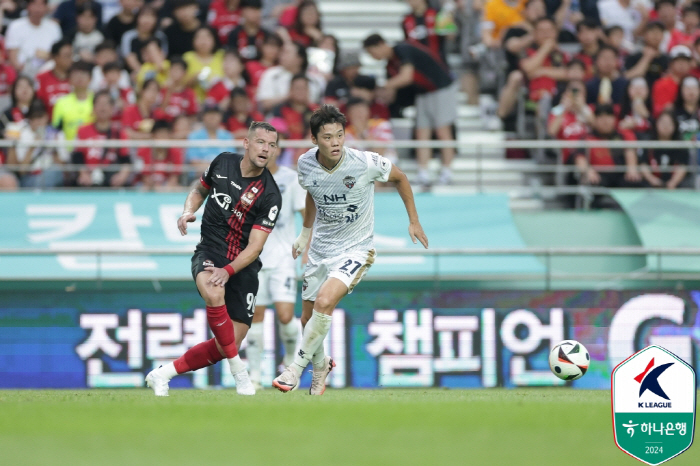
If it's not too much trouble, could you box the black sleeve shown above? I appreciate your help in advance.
[253,191,282,234]
[393,44,413,66]
[673,148,689,166]
[624,53,641,71]
[200,153,223,189]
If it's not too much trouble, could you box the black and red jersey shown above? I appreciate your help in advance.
[388,42,452,94]
[227,25,270,61]
[198,152,282,262]
[402,9,445,63]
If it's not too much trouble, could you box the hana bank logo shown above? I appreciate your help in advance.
[635,358,674,408]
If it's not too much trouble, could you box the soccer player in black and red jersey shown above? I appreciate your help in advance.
[146,121,282,397]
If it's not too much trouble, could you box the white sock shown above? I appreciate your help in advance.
[279,317,300,357]
[291,310,332,376]
[227,354,246,375]
[156,362,178,381]
[312,347,326,369]
[246,322,264,383]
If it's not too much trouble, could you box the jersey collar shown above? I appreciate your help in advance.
[315,147,346,174]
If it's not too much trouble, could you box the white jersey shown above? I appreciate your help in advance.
[259,165,306,270]
[297,146,392,260]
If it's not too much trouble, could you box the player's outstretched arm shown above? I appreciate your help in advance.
[292,191,316,259]
[206,228,270,286]
[178,179,210,236]
[387,164,429,249]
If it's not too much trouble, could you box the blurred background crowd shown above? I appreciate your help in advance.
[0,0,698,198]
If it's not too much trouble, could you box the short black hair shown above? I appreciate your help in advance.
[93,89,115,106]
[26,100,47,119]
[240,0,262,9]
[594,103,615,116]
[567,58,586,69]
[95,40,117,54]
[605,25,624,36]
[290,73,309,85]
[310,104,347,138]
[202,104,221,114]
[683,5,700,16]
[362,33,385,49]
[172,0,197,9]
[69,60,94,75]
[151,119,171,133]
[170,55,188,70]
[645,20,666,32]
[103,61,122,74]
[597,44,619,57]
[51,39,72,57]
[248,121,279,143]
[263,33,283,47]
[656,0,675,7]
[76,1,98,16]
[352,75,376,90]
[346,96,369,109]
[576,18,601,32]
[229,87,248,99]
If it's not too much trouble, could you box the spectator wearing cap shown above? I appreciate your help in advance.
[520,16,569,103]
[6,101,68,188]
[206,48,247,111]
[5,0,62,77]
[52,61,95,142]
[324,50,362,106]
[183,26,225,101]
[640,110,690,189]
[283,0,323,47]
[344,96,397,163]
[403,0,445,64]
[35,40,73,118]
[139,119,184,190]
[364,33,456,186]
[624,21,668,90]
[573,19,603,81]
[104,0,142,47]
[207,0,241,44]
[165,0,202,59]
[69,2,105,62]
[256,40,325,112]
[186,105,234,176]
[571,103,642,191]
[666,5,700,51]
[227,0,270,61]
[349,75,391,120]
[224,87,263,137]
[121,6,169,73]
[598,0,648,46]
[585,45,627,107]
[245,33,282,95]
[672,75,700,140]
[652,44,693,116]
[160,56,199,122]
[53,0,103,37]
[73,90,131,187]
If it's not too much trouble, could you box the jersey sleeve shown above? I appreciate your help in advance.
[365,151,393,182]
[253,191,282,234]
[200,153,221,189]
[291,175,306,211]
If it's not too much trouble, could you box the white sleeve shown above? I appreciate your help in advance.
[292,176,306,211]
[4,21,21,50]
[365,151,392,182]
[255,69,277,101]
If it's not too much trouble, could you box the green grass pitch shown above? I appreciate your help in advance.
[0,388,697,466]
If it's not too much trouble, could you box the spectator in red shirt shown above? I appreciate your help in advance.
[403,0,445,63]
[547,80,593,161]
[0,46,17,111]
[270,73,317,140]
[0,76,35,139]
[585,45,628,107]
[618,77,652,138]
[284,0,323,47]
[206,48,247,111]
[667,5,700,51]
[207,0,241,44]
[572,103,642,189]
[640,110,690,188]
[224,86,263,138]
[102,61,135,122]
[227,0,270,61]
[36,39,74,118]
[159,56,198,122]
[73,90,131,187]
[121,78,160,139]
[245,33,282,94]
[520,17,568,102]
[138,119,184,190]
[652,45,693,116]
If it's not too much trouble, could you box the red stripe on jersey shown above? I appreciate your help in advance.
[252,225,272,233]
[224,180,265,260]
[200,177,211,189]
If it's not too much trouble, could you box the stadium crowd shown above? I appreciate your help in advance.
[0,0,697,192]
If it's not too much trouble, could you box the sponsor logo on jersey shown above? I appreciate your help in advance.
[231,181,242,189]
[302,279,308,291]
[240,191,256,206]
[215,174,227,179]
[261,219,274,227]
[381,159,388,170]
[344,176,356,189]
[312,179,319,187]
[269,205,279,220]
[203,260,215,268]
[211,188,232,210]
[323,194,347,203]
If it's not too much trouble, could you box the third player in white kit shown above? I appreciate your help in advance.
[273,104,429,394]
[246,149,306,389]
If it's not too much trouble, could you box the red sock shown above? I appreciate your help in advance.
[206,304,238,358]
[173,338,224,374]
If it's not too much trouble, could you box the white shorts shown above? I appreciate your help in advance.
[256,264,297,306]
[301,249,376,302]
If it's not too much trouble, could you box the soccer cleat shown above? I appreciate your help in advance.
[272,366,300,393]
[145,368,169,397]
[309,357,335,396]
[233,370,256,395]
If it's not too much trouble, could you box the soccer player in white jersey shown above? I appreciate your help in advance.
[273,104,429,394]
[246,144,305,389]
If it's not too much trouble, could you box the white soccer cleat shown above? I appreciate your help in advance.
[272,366,300,393]
[233,370,256,395]
[309,357,335,396]
[145,368,169,397]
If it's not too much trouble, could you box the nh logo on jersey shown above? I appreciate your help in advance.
[343,176,356,189]
[323,194,347,203]
[211,188,232,210]
[612,345,696,465]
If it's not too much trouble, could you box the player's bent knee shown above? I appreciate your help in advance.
[313,294,336,314]
[201,286,226,306]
